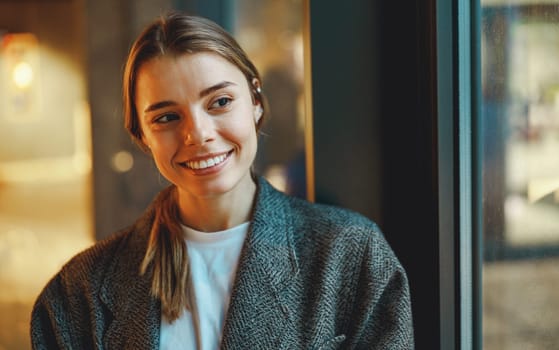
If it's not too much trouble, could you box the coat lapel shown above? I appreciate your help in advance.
[221,178,300,349]
[97,179,299,349]
[99,207,161,349]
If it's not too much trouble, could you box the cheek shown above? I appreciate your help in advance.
[224,118,257,146]
[237,107,260,139]
[145,131,181,159]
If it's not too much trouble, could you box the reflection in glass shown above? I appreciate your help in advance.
[481,3,559,349]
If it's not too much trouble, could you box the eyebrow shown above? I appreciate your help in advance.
[144,100,177,113]
[143,81,237,114]
[199,81,236,98]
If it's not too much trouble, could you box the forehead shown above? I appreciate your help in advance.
[136,52,247,92]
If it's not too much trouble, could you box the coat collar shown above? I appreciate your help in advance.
[243,176,300,285]
[221,177,300,348]
[99,177,300,349]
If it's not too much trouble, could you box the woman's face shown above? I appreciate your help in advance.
[135,52,261,200]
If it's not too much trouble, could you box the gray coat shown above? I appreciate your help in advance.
[31,177,414,349]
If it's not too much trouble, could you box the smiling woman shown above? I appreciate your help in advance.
[29,12,414,350]
[135,53,261,213]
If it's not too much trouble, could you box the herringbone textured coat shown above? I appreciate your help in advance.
[31,177,414,349]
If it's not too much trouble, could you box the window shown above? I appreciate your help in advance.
[480,2,559,349]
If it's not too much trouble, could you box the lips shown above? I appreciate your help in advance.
[181,151,232,170]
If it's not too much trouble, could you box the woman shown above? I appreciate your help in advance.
[31,12,414,349]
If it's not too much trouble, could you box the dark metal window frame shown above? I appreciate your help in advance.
[438,0,481,349]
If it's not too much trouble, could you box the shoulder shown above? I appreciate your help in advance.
[29,226,145,348]
[258,177,378,230]
[38,199,156,300]
[36,227,132,302]
[290,194,380,236]
[62,229,131,283]
[258,177,394,259]
[30,227,134,345]
[31,203,157,346]
[292,196,399,262]
[268,181,383,240]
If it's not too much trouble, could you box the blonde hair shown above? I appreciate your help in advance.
[124,12,266,322]
[139,186,189,321]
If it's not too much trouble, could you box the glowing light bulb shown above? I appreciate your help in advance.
[12,62,33,89]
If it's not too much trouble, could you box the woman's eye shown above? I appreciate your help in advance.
[154,113,179,123]
[210,97,232,109]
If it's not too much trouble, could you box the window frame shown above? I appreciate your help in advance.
[437,0,481,348]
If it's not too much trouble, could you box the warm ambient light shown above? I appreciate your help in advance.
[112,151,134,173]
[12,61,34,89]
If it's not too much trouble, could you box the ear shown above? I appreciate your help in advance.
[251,78,262,101]
[251,78,263,123]
[251,77,261,91]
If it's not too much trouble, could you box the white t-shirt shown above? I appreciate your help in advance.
[159,222,249,350]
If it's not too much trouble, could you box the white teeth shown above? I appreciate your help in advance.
[185,153,227,170]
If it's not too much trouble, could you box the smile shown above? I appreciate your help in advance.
[182,151,231,170]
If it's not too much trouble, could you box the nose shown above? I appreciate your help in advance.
[183,111,215,146]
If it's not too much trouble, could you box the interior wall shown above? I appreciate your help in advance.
[309,1,381,220]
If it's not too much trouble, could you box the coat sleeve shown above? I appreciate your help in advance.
[30,274,74,350]
[355,234,415,350]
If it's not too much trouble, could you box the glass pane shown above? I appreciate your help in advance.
[232,0,307,198]
[481,2,559,349]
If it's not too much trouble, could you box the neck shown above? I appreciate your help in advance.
[176,177,257,232]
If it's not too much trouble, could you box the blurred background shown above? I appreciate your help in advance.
[1,0,559,349]
[481,2,559,349]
